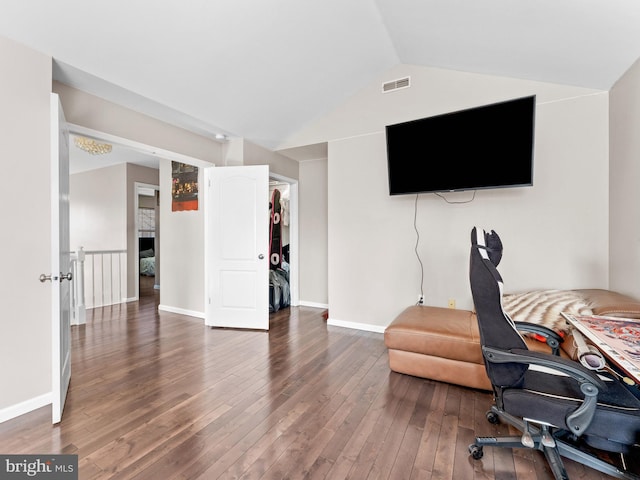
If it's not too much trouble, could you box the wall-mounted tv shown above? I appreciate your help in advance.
[385,95,535,195]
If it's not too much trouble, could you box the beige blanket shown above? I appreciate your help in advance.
[502,289,593,334]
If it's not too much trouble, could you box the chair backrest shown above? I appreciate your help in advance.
[469,227,529,387]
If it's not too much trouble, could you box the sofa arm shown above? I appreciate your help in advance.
[574,288,640,319]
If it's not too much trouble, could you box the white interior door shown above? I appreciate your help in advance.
[205,165,269,330]
[51,94,71,424]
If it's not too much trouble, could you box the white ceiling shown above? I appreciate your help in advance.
[2,0,640,168]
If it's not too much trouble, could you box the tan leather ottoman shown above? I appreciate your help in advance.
[384,306,492,390]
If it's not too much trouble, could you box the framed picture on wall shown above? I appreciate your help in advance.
[171,161,198,211]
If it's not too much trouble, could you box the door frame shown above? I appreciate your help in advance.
[134,182,160,299]
[203,169,300,325]
[268,172,299,307]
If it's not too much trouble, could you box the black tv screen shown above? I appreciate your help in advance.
[386,95,535,195]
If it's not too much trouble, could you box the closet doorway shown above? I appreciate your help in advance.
[269,173,299,312]
[203,168,298,329]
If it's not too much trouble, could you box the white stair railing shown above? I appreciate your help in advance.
[70,247,127,324]
[70,247,86,325]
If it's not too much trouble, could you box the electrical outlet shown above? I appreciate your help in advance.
[418,295,424,305]
[448,298,456,309]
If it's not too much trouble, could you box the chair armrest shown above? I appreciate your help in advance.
[514,321,564,356]
[482,346,603,435]
[483,346,606,390]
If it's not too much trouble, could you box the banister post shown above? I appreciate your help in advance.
[74,246,86,325]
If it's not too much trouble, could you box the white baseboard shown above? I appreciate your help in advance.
[0,392,51,424]
[158,304,205,319]
[326,317,386,334]
[298,300,329,309]
[86,298,136,309]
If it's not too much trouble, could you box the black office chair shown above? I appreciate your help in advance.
[468,226,640,479]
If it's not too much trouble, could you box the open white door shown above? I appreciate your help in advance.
[50,94,71,424]
[205,165,269,330]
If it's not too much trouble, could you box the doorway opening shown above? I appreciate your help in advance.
[204,167,299,330]
[135,183,160,299]
[269,176,295,315]
[269,172,299,308]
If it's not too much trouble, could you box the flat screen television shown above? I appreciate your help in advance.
[385,95,535,195]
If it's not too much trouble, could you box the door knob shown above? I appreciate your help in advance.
[40,272,73,283]
[60,272,73,282]
[258,254,265,259]
[40,273,62,283]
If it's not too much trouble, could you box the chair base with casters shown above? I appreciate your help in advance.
[469,405,640,479]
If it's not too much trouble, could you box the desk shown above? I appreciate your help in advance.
[561,313,640,384]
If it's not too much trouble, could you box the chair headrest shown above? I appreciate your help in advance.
[472,226,503,267]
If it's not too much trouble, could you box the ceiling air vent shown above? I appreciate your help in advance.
[382,76,410,93]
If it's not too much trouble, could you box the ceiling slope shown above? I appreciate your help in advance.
[1,0,639,154]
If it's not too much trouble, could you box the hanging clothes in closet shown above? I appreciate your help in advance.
[269,188,290,312]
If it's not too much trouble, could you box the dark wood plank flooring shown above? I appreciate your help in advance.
[0,281,615,479]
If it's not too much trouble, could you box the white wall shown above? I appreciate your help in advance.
[0,35,52,418]
[70,164,127,251]
[284,64,610,330]
[609,58,640,299]
[158,159,207,316]
[54,82,222,165]
[243,140,299,180]
[299,158,328,306]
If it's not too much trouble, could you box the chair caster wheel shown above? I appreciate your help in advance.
[469,444,484,460]
[486,411,499,424]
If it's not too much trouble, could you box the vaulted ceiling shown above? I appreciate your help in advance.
[2,0,640,158]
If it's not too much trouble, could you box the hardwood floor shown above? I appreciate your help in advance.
[0,289,617,479]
